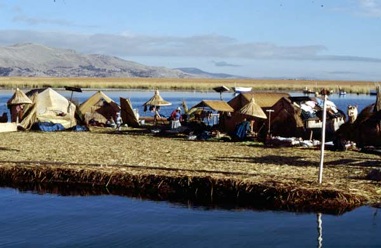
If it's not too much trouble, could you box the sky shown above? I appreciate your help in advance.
[1,0,381,81]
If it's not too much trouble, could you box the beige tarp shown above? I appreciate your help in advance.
[19,88,77,130]
[120,97,140,128]
[79,91,120,125]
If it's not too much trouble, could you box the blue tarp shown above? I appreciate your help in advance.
[234,121,251,140]
[72,125,88,132]
[35,122,65,132]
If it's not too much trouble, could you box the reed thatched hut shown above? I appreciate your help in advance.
[221,92,289,135]
[7,88,33,122]
[335,87,381,149]
[188,100,234,127]
[269,96,345,141]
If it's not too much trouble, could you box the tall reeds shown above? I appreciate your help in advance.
[0,77,379,93]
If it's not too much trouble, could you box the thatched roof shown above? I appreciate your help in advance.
[238,98,267,119]
[143,90,172,107]
[229,92,289,110]
[7,88,32,106]
[212,85,230,93]
[191,100,234,112]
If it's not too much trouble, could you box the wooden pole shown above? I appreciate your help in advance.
[266,109,274,135]
[318,94,328,184]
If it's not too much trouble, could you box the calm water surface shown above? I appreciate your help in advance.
[0,90,380,247]
[0,188,380,248]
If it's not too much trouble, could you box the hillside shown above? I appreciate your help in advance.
[0,43,240,79]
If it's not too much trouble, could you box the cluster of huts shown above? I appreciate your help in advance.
[1,87,353,147]
[2,88,140,132]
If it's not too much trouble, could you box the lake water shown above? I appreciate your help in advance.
[0,187,380,248]
[0,89,380,247]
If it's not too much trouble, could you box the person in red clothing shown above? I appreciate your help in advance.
[170,107,182,129]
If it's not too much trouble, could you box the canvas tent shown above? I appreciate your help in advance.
[7,88,33,122]
[19,88,77,130]
[79,91,120,126]
[120,97,140,128]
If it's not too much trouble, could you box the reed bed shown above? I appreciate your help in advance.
[0,129,380,214]
[0,77,379,94]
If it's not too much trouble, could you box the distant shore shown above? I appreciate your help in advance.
[0,77,379,94]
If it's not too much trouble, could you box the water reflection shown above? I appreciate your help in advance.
[0,182,356,216]
[317,213,323,248]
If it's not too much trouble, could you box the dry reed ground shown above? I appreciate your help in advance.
[1,127,381,213]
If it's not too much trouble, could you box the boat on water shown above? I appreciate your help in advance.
[232,86,252,93]
[302,87,315,95]
[338,90,346,96]
[370,90,377,96]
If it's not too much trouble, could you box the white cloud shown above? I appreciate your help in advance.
[212,61,240,67]
[358,0,381,16]
[0,29,380,65]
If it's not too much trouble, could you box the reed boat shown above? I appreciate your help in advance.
[232,86,252,93]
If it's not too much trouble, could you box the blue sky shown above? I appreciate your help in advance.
[1,0,381,81]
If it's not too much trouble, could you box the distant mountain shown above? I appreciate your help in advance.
[0,43,239,79]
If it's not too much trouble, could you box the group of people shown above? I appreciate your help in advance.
[152,106,183,129]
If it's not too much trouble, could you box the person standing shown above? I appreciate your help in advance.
[171,107,182,129]
[153,106,161,126]
[116,112,122,131]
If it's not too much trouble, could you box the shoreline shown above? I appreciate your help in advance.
[0,77,379,94]
[0,162,364,215]
[1,129,380,215]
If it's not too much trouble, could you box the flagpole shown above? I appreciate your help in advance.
[318,94,328,184]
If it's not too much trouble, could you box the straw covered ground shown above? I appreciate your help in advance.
[1,128,380,214]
